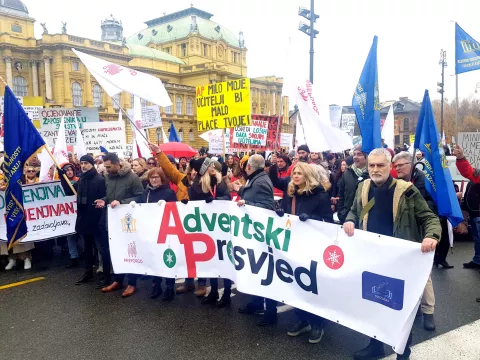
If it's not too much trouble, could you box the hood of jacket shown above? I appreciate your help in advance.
[108,159,132,178]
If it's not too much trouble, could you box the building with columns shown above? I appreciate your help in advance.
[0,1,288,148]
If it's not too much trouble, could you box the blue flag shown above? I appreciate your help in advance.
[168,122,180,142]
[455,23,480,75]
[3,86,46,249]
[352,36,381,153]
[414,90,463,227]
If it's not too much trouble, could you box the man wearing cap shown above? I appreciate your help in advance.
[337,145,369,224]
[60,155,112,288]
[286,145,310,176]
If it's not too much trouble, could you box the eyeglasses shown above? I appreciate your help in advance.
[150,176,160,180]
[148,162,156,165]
[394,163,410,170]
[27,170,36,173]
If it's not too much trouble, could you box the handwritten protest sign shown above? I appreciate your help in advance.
[232,119,268,146]
[127,105,162,129]
[40,108,99,146]
[196,78,251,131]
[82,121,127,157]
[226,115,279,152]
[458,132,480,169]
[341,113,356,138]
[280,133,293,149]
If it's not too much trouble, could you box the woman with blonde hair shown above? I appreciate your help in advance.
[269,161,332,343]
[132,158,149,188]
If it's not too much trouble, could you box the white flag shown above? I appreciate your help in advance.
[295,80,353,152]
[74,118,87,158]
[381,105,395,150]
[442,131,446,146]
[72,48,172,107]
[38,146,54,182]
[53,116,69,165]
[162,127,169,144]
[133,96,151,158]
[295,117,307,151]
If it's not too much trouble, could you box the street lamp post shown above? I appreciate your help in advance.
[437,50,447,137]
[156,127,162,145]
[298,0,319,83]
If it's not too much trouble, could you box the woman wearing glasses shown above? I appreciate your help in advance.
[22,166,39,184]
[146,157,157,169]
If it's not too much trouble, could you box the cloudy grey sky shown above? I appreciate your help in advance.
[26,0,480,107]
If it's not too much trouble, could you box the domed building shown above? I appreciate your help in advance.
[0,2,288,147]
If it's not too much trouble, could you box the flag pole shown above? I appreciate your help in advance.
[274,96,283,154]
[0,75,77,196]
[111,96,150,143]
[455,74,459,134]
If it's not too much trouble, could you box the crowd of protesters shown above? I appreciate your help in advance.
[1,140,479,360]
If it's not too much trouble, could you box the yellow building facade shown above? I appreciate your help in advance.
[0,2,288,148]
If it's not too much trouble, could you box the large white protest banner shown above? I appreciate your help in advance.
[0,182,77,243]
[40,107,100,146]
[82,121,127,157]
[108,201,432,354]
[457,132,480,169]
[127,105,162,129]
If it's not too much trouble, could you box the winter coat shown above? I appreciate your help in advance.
[337,167,369,224]
[456,157,480,183]
[239,170,275,210]
[140,184,177,204]
[188,177,231,201]
[137,170,149,189]
[61,167,106,235]
[103,160,144,204]
[345,179,442,243]
[410,169,437,213]
[281,186,333,223]
[156,152,189,201]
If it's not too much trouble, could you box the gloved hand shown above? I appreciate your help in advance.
[299,213,309,222]
[275,208,285,217]
[181,199,189,205]
[205,198,214,204]
[57,167,65,176]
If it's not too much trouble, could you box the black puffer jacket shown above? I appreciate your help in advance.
[140,184,177,204]
[337,167,369,223]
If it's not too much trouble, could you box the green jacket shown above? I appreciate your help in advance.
[345,179,441,243]
[103,160,144,205]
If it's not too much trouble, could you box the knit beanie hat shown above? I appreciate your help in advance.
[297,144,310,153]
[189,157,213,176]
[80,155,95,166]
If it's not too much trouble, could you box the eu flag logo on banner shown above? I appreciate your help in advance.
[455,23,480,75]
[3,86,46,249]
[414,90,464,227]
[352,36,381,153]
[362,271,405,311]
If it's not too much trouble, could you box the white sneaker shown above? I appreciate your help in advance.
[5,259,16,270]
[24,258,32,270]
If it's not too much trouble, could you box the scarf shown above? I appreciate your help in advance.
[247,169,264,181]
[78,168,97,205]
[351,164,366,178]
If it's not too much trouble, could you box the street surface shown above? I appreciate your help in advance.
[1,241,479,360]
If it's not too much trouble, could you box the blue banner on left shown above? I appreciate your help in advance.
[3,86,45,249]
[455,23,480,75]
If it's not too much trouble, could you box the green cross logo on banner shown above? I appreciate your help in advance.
[227,241,234,265]
[163,248,176,268]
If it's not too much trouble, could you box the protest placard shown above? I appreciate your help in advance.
[127,105,162,129]
[40,107,100,146]
[458,132,480,169]
[82,121,127,157]
[0,181,77,242]
[280,133,293,149]
[196,78,251,131]
[226,115,279,152]
[341,113,356,138]
[232,119,268,146]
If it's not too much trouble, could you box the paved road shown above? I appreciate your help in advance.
[1,241,479,360]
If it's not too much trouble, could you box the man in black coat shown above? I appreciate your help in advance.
[236,154,277,326]
[61,155,111,288]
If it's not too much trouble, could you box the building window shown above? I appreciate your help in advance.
[232,52,239,64]
[186,97,193,115]
[72,82,82,106]
[179,128,184,142]
[93,84,102,107]
[176,96,183,115]
[180,43,187,57]
[403,134,410,145]
[202,43,208,56]
[112,93,121,110]
[403,118,409,131]
[11,24,22,33]
[395,135,400,145]
[252,104,257,114]
[13,76,27,96]
[163,47,171,54]
[260,103,266,115]
[72,61,80,71]
[164,97,173,114]
[189,129,194,142]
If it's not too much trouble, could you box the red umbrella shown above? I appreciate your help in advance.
[159,142,197,158]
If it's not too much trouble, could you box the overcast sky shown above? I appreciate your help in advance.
[26,0,480,107]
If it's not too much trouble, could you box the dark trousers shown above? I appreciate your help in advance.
[210,278,232,293]
[434,218,450,263]
[185,278,207,287]
[83,230,111,280]
[369,331,412,358]
[295,308,325,326]
[249,296,277,317]
[152,277,174,289]
[115,273,139,287]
